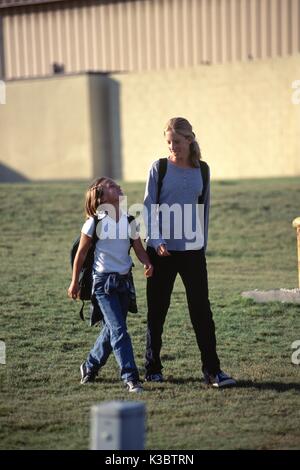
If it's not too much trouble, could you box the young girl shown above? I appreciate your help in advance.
[68,177,153,393]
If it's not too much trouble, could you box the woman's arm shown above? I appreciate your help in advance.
[143,162,166,251]
[203,166,210,251]
[132,237,153,277]
[68,233,93,299]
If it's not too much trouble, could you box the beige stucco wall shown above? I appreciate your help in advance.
[0,55,299,182]
[0,73,113,181]
[112,54,300,181]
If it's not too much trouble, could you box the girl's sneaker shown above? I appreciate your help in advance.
[80,362,97,384]
[125,380,144,393]
[203,370,236,388]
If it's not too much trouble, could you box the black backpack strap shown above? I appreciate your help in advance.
[156,158,168,205]
[79,216,99,321]
[79,300,85,321]
[92,215,99,245]
[127,215,135,248]
[198,160,209,205]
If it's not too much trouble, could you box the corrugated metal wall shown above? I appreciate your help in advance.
[2,0,300,80]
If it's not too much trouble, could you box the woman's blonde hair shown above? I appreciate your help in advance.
[164,117,202,167]
[85,176,109,218]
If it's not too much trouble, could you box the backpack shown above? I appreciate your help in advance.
[70,213,135,322]
[156,158,209,205]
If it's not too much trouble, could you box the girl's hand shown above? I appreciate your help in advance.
[68,281,80,300]
[144,263,154,278]
[157,244,171,257]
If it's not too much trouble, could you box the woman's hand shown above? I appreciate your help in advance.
[144,263,154,277]
[157,244,171,257]
[68,281,80,300]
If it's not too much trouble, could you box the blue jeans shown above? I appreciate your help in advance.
[86,271,139,382]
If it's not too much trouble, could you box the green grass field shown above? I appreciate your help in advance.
[0,177,299,450]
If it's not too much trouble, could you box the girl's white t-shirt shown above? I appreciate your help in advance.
[81,213,133,274]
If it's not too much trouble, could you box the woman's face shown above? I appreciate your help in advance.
[165,131,191,159]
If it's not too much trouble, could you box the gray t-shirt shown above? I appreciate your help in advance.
[143,159,210,251]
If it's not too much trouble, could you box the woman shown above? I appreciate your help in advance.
[143,117,236,388]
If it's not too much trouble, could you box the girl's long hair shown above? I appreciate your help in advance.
[164,117,202,167]
[84,177,109,218]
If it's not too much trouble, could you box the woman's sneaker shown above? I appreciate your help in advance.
[80,362,97,384]
[144,373,164,383]
[203,370,236,388]
[125,380,144,393]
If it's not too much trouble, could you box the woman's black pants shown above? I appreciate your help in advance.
[145,247,221,376]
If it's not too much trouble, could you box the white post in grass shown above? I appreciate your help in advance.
[0,340,5,364]
[90,401,145,450]
[292,217,300,289]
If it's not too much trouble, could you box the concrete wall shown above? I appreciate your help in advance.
[88,74,122,180]
[0,54,299,182]
[112,54,300,181]
[0,73,116,181]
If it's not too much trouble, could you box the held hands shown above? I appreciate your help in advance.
[157,244,171,257]
[144,263,154,278]
[67,281,80,300]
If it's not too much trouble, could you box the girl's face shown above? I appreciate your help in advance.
[165,130,191,159]
[101,179,123,204]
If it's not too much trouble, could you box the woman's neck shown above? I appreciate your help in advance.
[168,154,192,168]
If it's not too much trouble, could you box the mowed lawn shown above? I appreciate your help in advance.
[0,177,299,450]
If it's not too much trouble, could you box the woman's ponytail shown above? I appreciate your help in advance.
[189,139,202,167]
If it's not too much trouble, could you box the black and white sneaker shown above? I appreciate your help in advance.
[204,370,236,388]
[80,362,97,384]
[125,380,143,393]
[144,373,164,383]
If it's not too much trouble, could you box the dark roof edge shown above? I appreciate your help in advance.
[4,70,131,82]
[0,0,71,9]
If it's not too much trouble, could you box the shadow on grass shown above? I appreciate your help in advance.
[165,377,300,392]
[237,380,300,392]
[93,377,120,385]
[166,377,202,384]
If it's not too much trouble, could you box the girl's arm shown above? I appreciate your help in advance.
[68,233,92,299]
[132,237,153,277]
